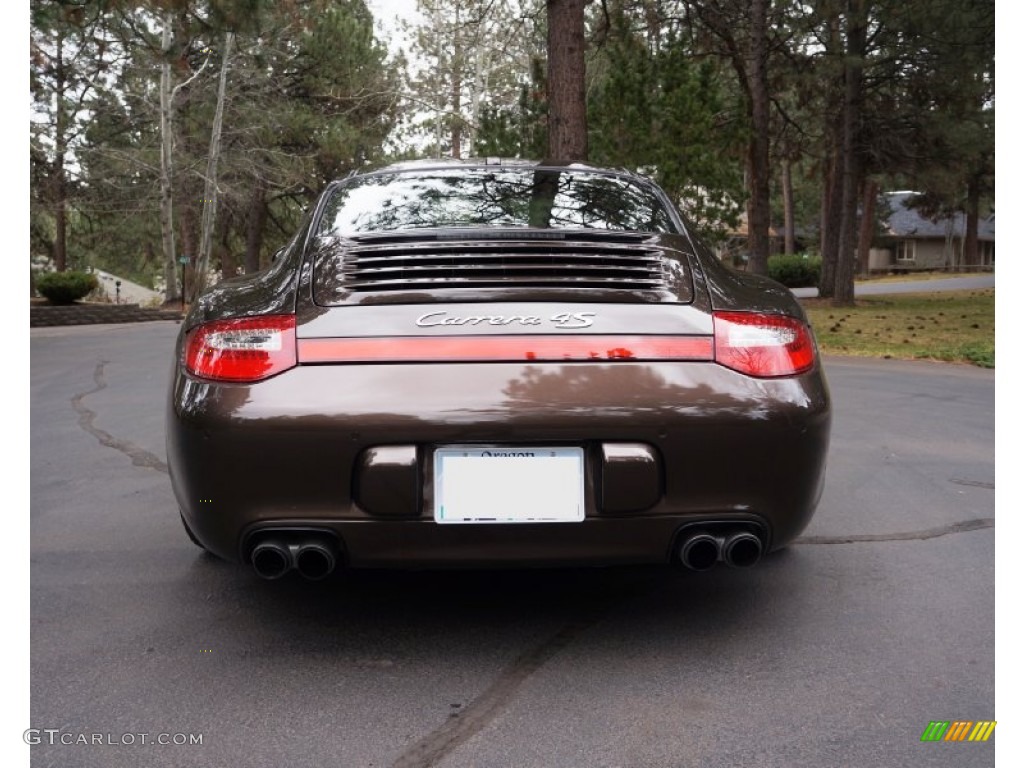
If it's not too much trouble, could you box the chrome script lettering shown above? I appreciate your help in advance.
[416,311,595,328]
[417,312,544,327]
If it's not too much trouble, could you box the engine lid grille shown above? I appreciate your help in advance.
[311,232,692,305]
[344,241,666,291]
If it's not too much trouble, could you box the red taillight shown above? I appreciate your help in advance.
[184,315,297,382]
[713,311,816,378]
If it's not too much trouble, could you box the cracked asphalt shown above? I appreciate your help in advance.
[29,321,995,767]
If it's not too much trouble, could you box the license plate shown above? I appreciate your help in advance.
[433,446,585,524]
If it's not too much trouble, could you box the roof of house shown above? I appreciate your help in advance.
[883,192,995,242]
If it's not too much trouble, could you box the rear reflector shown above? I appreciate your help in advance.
[298,335,713,363]
[184,315,297,382]
[713,311,816,377]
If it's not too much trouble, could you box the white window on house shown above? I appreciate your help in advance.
[896,240,916,262]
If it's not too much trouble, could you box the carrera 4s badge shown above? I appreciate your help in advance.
[415,311,596,329]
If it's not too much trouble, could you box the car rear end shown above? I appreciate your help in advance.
[167,163,830,577]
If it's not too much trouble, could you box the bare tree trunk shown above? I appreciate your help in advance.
[944,219,956,269]
[158,12,179,303]
[745,0,771,275]
[856,178,878,275]
[194,31,234,298]
[244,178,267,274]
[468,39,489,156]
[547,0,588,161]
[54,153,68,272]
[179,203,198,304]
[834,165,861,305]
[432,2,444,156]
[964,173,980,267]
[688,1,771,273]
[833,0,867,307]
[819,164,829,257]
[53,28,68,272]
[451,11,462,159]
[819,144,843,298]
[817,7,843,298]
[782,160,795,255]
[217,204,235,280]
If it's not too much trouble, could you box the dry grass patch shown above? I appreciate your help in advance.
[855,271,990,285]
[801,289,994,368]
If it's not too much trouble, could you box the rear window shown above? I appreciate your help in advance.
[318,168,676,236]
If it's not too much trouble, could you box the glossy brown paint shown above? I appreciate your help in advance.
[167,357,829,564]
[167,161,831,569]
[600,443,662,513]
[355,445,420,517]
[185,225,306,329]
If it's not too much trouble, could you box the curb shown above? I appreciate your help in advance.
[30,303,184,328]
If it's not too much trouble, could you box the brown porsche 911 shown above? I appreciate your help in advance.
[167,160,830,580]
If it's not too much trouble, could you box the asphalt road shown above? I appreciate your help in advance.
[791,273,995,298]
[30,322,995,767]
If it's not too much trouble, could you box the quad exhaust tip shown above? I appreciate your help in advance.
[678,533,720,571]
[722,532,763,568]
[294,542,337,581]
[677,528,764,571]
[250,535,340,581]
[251,540,292,580]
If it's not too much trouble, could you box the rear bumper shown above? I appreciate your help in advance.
[167,360,830,565]
[238,516,769,569]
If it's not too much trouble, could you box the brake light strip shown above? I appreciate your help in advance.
[297,335,714,363]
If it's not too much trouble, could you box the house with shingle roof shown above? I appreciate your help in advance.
[869,192,995,270]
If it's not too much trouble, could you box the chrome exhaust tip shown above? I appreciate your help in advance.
[722,532,763,568]
[250,540,292,580]
[294,541,337,581]
[678,533,721,571]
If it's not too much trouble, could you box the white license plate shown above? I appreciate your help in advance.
[433,446,585,524]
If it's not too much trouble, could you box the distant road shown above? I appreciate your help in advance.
[792,273,995,298]
[93,269,162,305]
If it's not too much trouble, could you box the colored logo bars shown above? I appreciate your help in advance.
[920,721,996,742]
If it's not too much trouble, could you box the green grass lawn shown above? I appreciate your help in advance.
[801,289,994,368]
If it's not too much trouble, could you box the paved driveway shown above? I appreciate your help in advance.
[29,322,995,767]
[792,274,995,298]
